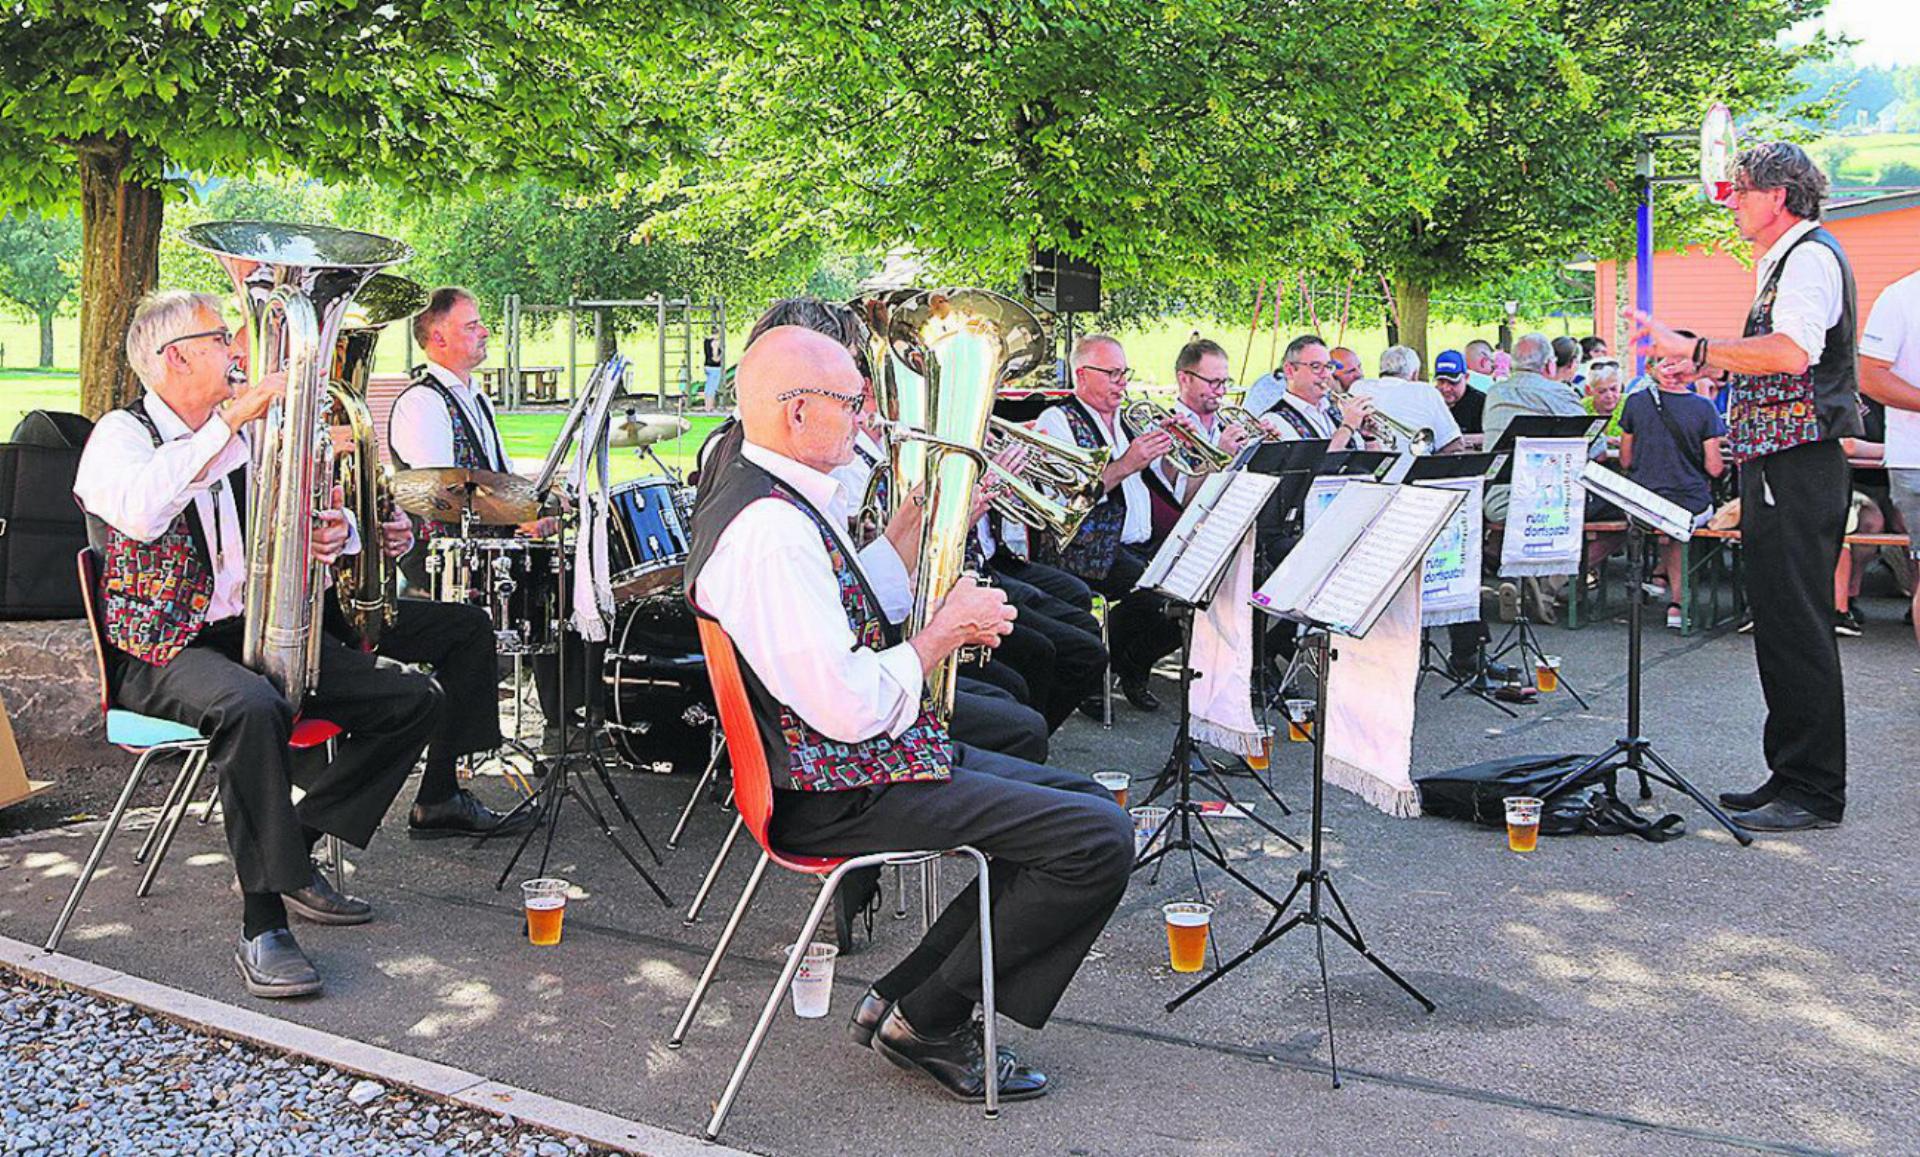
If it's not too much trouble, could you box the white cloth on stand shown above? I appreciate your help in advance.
[1324,582,1422,817]
[567,364,621,642]
[1187,532,1261,757]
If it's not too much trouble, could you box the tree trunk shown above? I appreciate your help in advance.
[77,136,164,418]
[38,311,55,368]
[1392,274,1431,371]
[595,309,618,364]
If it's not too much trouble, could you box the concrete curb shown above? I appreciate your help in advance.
[0,933,748,1157]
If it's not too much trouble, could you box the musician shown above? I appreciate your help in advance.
[74,290,441,999]
[1033,335,1184,711]
[1329,346,1365,392]
[1258,334,1376,449]
[689,325,1132,1101]
[1433,350,1486,436]
[1160,338,1263,501]
[387,287,595,755]
[1634,141,1860,833]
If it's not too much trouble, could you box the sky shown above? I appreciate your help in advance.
[1797,0,1919,68]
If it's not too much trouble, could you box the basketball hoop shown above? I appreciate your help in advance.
[1700,103,1737,206]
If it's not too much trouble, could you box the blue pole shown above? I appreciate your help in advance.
[1634,176,1654,378]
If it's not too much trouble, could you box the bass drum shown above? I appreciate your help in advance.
[603,593,715,773]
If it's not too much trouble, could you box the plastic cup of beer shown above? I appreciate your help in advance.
[788,941,839,1018]
[1284,699,1315,743]
[1093,771,1131,810]
[1130,805,1170,858]
[1535,655,1562,694]
[1245,728,1273,771]
[521,878,569,945]
[1163,902,1213,973]
[1504,797,1543,853]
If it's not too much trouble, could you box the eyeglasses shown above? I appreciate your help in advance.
[775,385,865,414]
[1179,369,1234,390]
[1081,365,1133,385]
[1287,360,1334,374]
[156,328,233,355]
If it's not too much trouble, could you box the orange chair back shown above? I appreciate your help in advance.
[695,616,778,857]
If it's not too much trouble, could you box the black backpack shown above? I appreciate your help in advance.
[1416,753,1685,843]
[0,410,93,620]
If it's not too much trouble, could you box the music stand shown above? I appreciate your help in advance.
[1398,453,1523,714]
[1537,466,1753,844]
[1487,419,1603,708]
[1168,482,1455,1087]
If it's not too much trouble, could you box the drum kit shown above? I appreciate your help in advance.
[391,434,718,776]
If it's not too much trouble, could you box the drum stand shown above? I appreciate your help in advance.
[487,515,672,907]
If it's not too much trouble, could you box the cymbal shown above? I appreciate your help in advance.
[391,467,543,525]
[610,413,692,449]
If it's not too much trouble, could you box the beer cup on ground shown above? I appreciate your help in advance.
[1130,805,1171,858]
[521,878,569,945]
[1163,902,1213,973]
[1245,728,1273,771]
[1093,771,1131,810]
[1504,796,1543,853]
[789,941,839,1018]
[1284,699,1315,743]
[1535,655,1562,694]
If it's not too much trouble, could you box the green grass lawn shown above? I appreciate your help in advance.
[1832,132,1920,184]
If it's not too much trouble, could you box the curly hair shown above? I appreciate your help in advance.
[1737,141,1828,221]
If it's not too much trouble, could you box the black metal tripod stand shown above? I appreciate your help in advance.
[1537,520,1752,845]
[1424,628,1521,716]
[1489,592,1589,708]
[1167,629,1435,1085]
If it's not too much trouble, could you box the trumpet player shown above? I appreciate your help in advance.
[1033,335,1184,712]
[1259,334,1378,449]
[74,291,442,999]
[1349,345,1466,455]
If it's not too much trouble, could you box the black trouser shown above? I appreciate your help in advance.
[975,620,1054,710]
[951,681,1048,764]
[372,600,502,803]
[995,573,1107,729]
[995,556,1096,616]
[1088,544,1182,682]
[1741,440,1850,819]
[115,618,440,896]
[771,744,1133,1029]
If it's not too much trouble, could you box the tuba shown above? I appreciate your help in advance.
[187,221,412,713]
[327,272,427,648]
[1123,399,1235,476]
[874,289,1045,718]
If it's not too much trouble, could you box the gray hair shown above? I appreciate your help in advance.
[1070,333,1123,371]
[1512,332,1553,373]
[1737,141,1828,221]
[1378,345,1421,380]
[1586,361,1623,391]
[126,290,227,388]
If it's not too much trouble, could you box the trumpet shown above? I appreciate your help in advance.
[1122,399,1234,476]
[1328,386,1435,455]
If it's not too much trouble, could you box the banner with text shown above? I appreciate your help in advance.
[1418,477,1483,626]
[1500,437,1587,578]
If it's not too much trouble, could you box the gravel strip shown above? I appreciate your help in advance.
[1,969,610,1157]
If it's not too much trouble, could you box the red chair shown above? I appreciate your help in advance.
[667,617,999,1141]
[47,550,341,951]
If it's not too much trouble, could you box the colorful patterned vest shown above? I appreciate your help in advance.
[1265,396,1324,439]
[391,369,511,541]
[1725,226,1861,464]
[91,401,240,667]
[685,452,952,792]
[1035,401,1126,580]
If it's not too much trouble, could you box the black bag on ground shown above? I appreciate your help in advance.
[1416,753,1685,842]
[0,410,93,620]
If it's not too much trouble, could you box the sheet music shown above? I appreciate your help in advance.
[1302,485,1457,631]
[1141,471,1278,605]
[1252,484,1386,617]
[1578,461,1700,541]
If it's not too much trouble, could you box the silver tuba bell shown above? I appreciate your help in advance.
[187,221,412,712]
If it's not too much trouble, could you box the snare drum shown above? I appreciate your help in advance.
[607,478,690,601]
[426,537,562,655]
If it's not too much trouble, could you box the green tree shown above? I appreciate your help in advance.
[0,212,81,367]
[0,2,710,416]
[1356,0,1827,361]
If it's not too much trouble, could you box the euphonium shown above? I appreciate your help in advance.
[879,288,1045,718]
[1123,399,1235,476]
[326,273,427,648]
[187,221,412,712]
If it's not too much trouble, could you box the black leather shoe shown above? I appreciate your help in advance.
[849,988,893,1048]
[871,1008,1049,1103]
[409,788,535,839]
[234,928,323,999]
[1729,800,1840,832]
[1718,782,1779,812]
[1077,694,1107,722]
[284,866,373,926]
[1118,676,1160,712]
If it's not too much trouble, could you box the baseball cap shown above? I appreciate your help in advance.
[1433,349,1467,378]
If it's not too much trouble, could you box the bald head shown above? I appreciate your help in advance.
[737,325,865,472]
[1330,347,1362,388]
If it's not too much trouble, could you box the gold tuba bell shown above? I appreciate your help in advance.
[326,272,426,648]
[187,221,412,712]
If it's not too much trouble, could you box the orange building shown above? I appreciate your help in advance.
[1593,190,1920,347]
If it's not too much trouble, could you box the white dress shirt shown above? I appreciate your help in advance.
[1035,401,1151,544]
[1241,372,1285,419]
[388,360,514,471]
[1755,218,1844,364]
[823,429,917,623]
[692,440,927,743]
[74,391,253,622]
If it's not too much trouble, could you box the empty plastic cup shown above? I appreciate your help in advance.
[1130,806,1171,858]
[789,941,839,1018]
